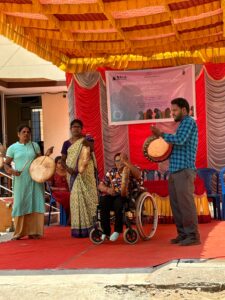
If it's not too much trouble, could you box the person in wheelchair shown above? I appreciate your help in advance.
[98,153,143,242]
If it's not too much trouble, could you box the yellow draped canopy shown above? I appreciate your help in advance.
[1,0,225,73]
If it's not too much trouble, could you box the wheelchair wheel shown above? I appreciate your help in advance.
[136,192,158,240]
[89,228,104,245]
[123,228,139,244]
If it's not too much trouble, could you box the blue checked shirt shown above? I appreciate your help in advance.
[162,116,198,173]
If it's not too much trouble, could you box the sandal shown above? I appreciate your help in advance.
[29,235,41,240]
[11,236,21,240]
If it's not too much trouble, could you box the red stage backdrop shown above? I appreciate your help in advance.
[66,65,212,178]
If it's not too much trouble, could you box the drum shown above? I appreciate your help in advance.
[121,166,130,197]
[29,156,56,183]
[143,136,173,162]
[78,146,90,173]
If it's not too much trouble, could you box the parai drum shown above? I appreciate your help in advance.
[143,136,173,162]
[121,166,130,197]
[29,156,56,183]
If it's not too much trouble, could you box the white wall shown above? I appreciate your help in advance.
[42,93,69,158]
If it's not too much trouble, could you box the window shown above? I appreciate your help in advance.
[31,108,43,142]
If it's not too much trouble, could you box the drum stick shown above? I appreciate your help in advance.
[39,156,47,165]
[20,159,32,173]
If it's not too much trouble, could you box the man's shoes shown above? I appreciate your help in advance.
[170,236,186,244]
[179,237,201,246]
[109,232,120,242]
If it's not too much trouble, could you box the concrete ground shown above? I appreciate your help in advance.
[1,233,225,299]
[0,259,225,299]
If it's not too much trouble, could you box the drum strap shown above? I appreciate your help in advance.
[31,142,38,158]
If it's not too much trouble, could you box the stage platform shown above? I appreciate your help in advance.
[0,221,224,270]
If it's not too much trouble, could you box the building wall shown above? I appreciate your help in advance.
[42,93,69,158]
[6,97,21,145]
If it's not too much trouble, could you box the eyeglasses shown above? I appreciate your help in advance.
[71,125,81,129]
[115,159,121,163]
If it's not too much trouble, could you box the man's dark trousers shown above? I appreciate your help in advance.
[168,169,200,240]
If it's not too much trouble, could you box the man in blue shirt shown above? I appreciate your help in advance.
[151,97,200,246]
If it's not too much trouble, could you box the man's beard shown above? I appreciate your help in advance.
[174,114,182,122]
[174,118,180,122]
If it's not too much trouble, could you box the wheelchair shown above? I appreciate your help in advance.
[89,187,158,245]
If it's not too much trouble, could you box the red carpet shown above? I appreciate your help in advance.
[0,221,224,270]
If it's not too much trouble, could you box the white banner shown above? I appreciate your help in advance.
[106,65,196,125]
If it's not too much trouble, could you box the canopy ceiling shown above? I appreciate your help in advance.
[0,35,65,80]
[0,0,225,73]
